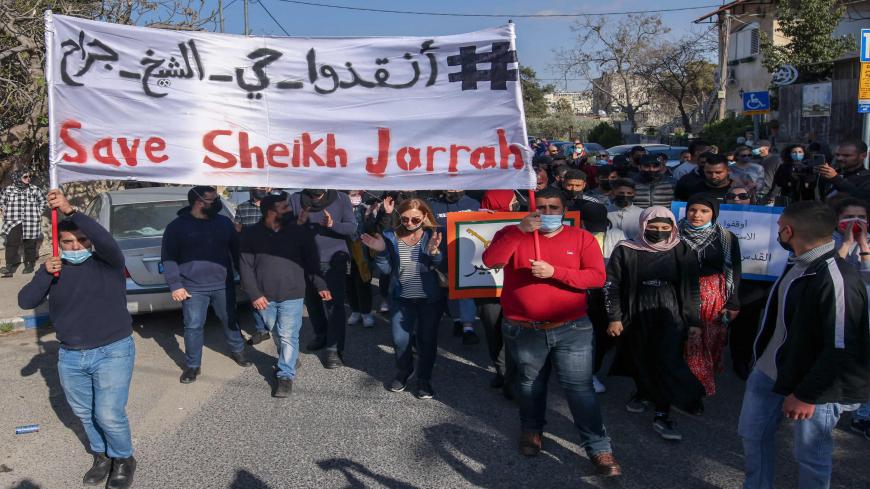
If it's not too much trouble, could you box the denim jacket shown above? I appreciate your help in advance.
[373,229,445,303]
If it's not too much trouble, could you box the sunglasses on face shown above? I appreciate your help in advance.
[400,216,423,225]
[726,192,750,200]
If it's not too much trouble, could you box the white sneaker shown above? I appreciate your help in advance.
[379,302,390,313]
[362,314,375,328]
[348,312,362,325]
[593,375,607,394]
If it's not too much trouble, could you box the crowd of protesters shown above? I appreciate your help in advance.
[6,135,870,488]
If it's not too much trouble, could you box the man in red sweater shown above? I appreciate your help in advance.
[482,187,620,477]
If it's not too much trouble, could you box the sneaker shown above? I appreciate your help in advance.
[379,302,390,313]
[462,330,480,345]
[625,395,651,413]
[593,375,607,394]
[452,321,463,337]
[273,378,293,398]
[388,375,409,393]
[348,312,362,325]
[518,430,542,457]
[82,453,112,485]
[362,313,375,328]
[247,330,270,346]
[324,350,344,369]
[180,367,200,384]
[653,418,683,441]
[415,380,435,399]
[850,417,870,436]
[590,452,622,477]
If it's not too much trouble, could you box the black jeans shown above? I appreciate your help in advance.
[305,255,348,351]
[477,299,516,382]
[346,259,372,315]
[4,223,38,270]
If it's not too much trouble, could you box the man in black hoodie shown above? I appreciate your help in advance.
[289,189,357,368]
[161,186,251,384]
[738,201,870,488]
[19,190,136,489]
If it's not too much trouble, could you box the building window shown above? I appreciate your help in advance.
[728,23,760,61]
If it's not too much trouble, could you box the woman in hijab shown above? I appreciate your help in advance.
[678,194,741,404]
[605,206,705,441]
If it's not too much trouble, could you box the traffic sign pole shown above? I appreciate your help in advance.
[864,113,869,169]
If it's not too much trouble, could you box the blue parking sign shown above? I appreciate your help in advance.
[861,29,870,62]
[743,91,770,114]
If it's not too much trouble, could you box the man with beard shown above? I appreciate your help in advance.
[0,170,46,277]
[633,155,676,209]
[675,154,734,202]
[290,189,357,368]
[162,186,252,384]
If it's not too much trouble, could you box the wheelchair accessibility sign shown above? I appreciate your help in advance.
[743,91,770,115]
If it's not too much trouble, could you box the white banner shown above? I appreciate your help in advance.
[672,202,789,281]
[45,13,534,190]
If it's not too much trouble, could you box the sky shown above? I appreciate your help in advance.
[201,0,722,91]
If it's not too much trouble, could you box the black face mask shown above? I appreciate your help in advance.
[203,198,223,218]
[565,190,584,200]
[641,171,662,182]
[613,195,634,208]
[777,228,793,253]
[306,189,326,199]
[444,192,464,203]
[251,190,268,201]
[644,229,670,244]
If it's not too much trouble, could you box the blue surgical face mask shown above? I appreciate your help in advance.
[61,249,92,265]
[791,152,804,161]
[751,148,761,156]
[689,221,714,230]
[540,214,564,233]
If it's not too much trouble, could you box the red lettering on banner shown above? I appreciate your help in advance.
[239,132,265,169]
[470,147,497,169]
[302,134,324,167]
[117,138,140,166]
[448,145,471,174]
[326,134,347,168]
[397,147,422,171]
[93,138,121,167]
[366,128,390,175]
[144,138,168,163]
[60,120,87,164]
[292,139,301,167]
[426,146,446,172]
[497,128,525,169]
[267,144,290,168]
[202,130,236,168]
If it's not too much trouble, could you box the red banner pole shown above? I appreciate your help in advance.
[528,190,540,261]
[51,208,59,277]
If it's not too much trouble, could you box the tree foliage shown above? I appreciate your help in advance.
[760,0,855,80]
[520,66,554,119]
[0,1,216,183]
[557,14,669,134]
[587,122,622,148]
[698,116,752,153]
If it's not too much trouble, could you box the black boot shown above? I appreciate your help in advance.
[230,350,253,367]
[82,453,112,485]
[180,367,200,384]
[106,456,136,489]
[0,266,14,278]
[22,262,35,274]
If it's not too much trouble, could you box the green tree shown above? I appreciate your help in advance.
[520,66,554,119]
[587,122,621,148]
[760,0,855,80]
[698,116,752,153]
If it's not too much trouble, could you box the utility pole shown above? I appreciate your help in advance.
[243,0,249,35]
[218,0,224,33]
[717,10,731,120]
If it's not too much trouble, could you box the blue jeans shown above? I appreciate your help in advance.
[854,398,870,420]
[739,369,852,489]
[182,288,245,368]
[447,298,476,324]
[391,299,443,381]
[502,316,612,457]
[57,336,135,458]
[258,299,304,379]
[251,306,268,333]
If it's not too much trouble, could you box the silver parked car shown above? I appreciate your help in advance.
[83,186,239,315]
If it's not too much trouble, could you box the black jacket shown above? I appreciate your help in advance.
[632,175,675,209]
[753,249,870,405]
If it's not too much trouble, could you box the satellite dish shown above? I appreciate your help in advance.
[772,65,799,86]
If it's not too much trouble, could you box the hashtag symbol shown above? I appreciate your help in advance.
[447,42,518,91]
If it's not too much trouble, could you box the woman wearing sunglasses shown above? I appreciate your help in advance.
[361,198,444,399]
[678,194,741,407]
[725,186,753,205]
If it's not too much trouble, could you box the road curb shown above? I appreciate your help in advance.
[0,312,51,332]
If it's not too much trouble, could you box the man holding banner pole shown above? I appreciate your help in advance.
[482,187,621,476]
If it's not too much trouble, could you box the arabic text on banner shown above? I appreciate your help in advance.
[45,13,534,190]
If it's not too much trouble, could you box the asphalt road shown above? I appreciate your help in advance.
[2,306,869,489]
